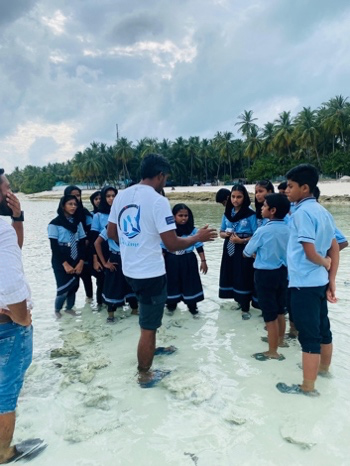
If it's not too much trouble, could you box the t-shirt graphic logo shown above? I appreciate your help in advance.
[118,204,141,239]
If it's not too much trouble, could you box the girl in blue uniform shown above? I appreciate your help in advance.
[255,180,274,228]
[64,185,95,303]
[163,204,207,317]
[90,186,118,306]
[90,190,101,214]
[94,228,138,323]
[219,184,258,319]
[48,195,86,318]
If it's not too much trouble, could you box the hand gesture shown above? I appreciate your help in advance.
[74,261,84,275]
[6,191,21,217]
[197,225,218,243]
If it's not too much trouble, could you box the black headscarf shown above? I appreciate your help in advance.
[90,190,101,214]
[224,184,255,223]
[254,180,275,219]
[172,203,194,236]
[64,185,92,228]
[99,186,118,214]
[49,195,80,233]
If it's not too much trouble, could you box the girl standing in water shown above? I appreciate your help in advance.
[254,180,274,228]
[163,204,207,317]
[64,185,95,303]
[219,184,258,319]
[90,186,118,307]
[48,195,86,318]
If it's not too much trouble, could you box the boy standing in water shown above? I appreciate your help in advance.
[243,193,290,361]
[277,164,339,396]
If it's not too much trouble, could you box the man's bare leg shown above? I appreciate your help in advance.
[301,352,320,392]
[0,412,16,464]
[137,328,156,382]
[319,343,333,374]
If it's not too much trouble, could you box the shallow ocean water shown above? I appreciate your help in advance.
[11,198,350,465]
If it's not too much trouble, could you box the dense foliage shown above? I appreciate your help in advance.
[8,95,350,193]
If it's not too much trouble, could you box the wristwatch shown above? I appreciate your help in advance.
[11,211,24,222]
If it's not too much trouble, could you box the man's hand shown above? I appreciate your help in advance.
[6,191,21,217]
[196,225,218,243]
[0,300,32,326]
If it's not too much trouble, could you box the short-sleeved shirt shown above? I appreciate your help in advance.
[244,220,290,269]
[220,208,257,235]
[0,218,31,309]
[287,197,335,287]
[109,184,176,279]
[47,222,86,243]
[161,227,203,253]
[99,227,120,253]
[91,212,109,233]
[335,227,347,245]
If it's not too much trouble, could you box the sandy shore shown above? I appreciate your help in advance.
[25,180,350,204]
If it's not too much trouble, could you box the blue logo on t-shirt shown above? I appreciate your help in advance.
[118,204,141,239]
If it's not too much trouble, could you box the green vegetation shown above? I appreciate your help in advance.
[8,95,350,193]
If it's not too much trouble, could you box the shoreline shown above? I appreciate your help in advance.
[24,180,350,204]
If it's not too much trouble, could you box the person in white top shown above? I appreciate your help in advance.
[108,154,217,388]
[0,169,46,463]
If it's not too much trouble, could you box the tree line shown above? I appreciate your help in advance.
[8,94,350,194]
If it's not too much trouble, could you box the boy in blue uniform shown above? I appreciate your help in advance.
[244,194,291,361]
[277,164,339,396]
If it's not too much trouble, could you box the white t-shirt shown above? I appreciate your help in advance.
[0,218,31,309]
[109,184,176,279]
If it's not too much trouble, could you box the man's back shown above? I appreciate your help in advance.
[109,184,175,279]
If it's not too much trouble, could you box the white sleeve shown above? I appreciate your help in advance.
[153,197,176,234]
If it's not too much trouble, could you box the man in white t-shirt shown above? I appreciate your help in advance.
[108,154,217,388]
[0,169,46,463]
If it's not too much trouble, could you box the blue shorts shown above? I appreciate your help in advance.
[126,275,167,330]
[0,323,33,414]
[290,285,332,354]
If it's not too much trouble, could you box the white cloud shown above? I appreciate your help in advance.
[0,121,81,171]
[41,10,67,35]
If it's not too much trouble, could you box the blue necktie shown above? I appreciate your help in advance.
[70,231,78,260]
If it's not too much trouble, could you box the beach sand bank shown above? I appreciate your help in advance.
[26,180,350,204]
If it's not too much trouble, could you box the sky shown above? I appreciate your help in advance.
[1,0,350,172]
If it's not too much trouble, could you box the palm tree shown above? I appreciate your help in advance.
[273,111,294,159]
[244,125,263,162]
[235,110,258,138]
[186,136,201,184]
[294,107,321,168]
[321,95,350,152]
[140,138,159,158]
[261,122,275,155]
[215,131,235,180]
[114,137,134,181]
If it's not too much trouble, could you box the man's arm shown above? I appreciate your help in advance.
[160,225,217,252]
[7,192,23,248]
[0,300,32,326]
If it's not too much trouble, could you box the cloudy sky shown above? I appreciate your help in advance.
[1,0,350,171]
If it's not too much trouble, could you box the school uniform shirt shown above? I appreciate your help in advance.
[91,212,109,233]
[220,208,257,234]
[243,220,290,270]
[287,197,335,288]
[99,227,120,253]
[0,218,31,309]
[335,226,347,245]
[48,221,86,264]
[109,184,176,279]
[161,228,203,253]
